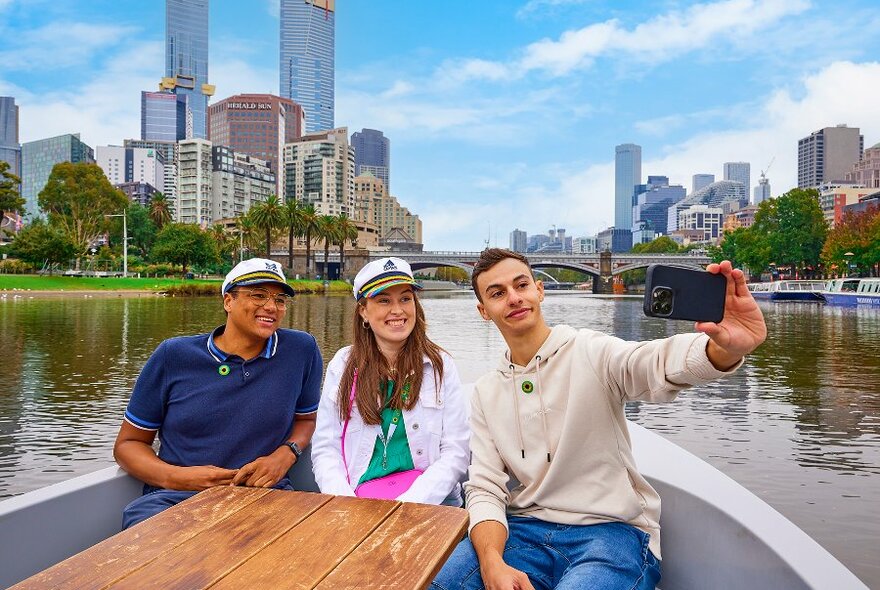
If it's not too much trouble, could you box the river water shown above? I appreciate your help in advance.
[1,292,878,585]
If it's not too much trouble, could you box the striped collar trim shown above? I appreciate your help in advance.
[207,326,277,361]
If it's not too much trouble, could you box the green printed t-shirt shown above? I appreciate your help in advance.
[358,380,415,486]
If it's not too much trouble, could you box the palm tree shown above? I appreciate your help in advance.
[149,192,172,229]
[249,195,285,258]
[299,204,319,278]
[317,214,338,279]
[235,214,257,263]
[209,224,233,264]
[284,199,305,271]
[335,214,358,280]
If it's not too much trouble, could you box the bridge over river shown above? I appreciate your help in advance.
[370,251,712,294]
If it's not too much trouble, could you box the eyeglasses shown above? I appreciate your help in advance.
[231,287,293,309]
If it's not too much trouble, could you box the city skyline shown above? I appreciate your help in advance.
[2,1,880,249]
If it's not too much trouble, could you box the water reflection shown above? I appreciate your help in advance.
[1,293,878,585]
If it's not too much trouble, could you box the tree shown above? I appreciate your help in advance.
[148,192,173,228]
[151,223,219,275]
[37,162,129,268]
[284,199,305,270]
[0,160,24,214]
[299,204,319,278]
[316,214,338,279]
[249,195,285,258]
[335,213,358,279]
[822,205,880,277]
[631,236,680,254]
[107,203,156,258]
[235,214,260,262]
[209,224,235,267]
[754,188,827,277]
[9,219,76,267]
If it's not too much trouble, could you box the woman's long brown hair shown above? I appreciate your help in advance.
[337,293,445,425]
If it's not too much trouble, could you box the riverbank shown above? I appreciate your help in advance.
[0,275,351,296]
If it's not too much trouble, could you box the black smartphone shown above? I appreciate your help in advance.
[643,264,726,323]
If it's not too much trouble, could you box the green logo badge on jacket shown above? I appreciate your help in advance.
[218,364,230,376]
[521,380,534,394]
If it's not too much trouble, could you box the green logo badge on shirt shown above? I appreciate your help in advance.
[218,364,230,376]
[521,380,534,394]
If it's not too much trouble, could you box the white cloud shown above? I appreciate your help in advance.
[448,0,813,82]
[14,41,163,146]
[0,22,139,70]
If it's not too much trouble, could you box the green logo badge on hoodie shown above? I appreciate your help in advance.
[521,380,534,394]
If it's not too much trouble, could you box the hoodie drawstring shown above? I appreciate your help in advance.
[535,355,552,463]
[510,364,526,459]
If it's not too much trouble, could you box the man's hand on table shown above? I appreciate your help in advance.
[231,447,296,488]
[168,465,238,491]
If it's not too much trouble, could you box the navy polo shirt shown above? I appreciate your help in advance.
[124,326,322,475]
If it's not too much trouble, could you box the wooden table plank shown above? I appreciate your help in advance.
[9,486,272,590]
[106,489,332,590]
[210,496,400,590]
[315,503,469,590]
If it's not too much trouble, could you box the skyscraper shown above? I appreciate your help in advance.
[509,229,527,253]
[208,93,304,196]
[21,134,94,218]
[280,0,335,133]
[351,128,390,191]
[615,144,641,231]
[692,173,714,193]
[141,91,190,142]
[753,175,771,204]
[0,97,21,184]
[163,0,213,139]
[141,91,192,141]
[283,127,354,216]
[723,162,750,197]
[798,125,864,188]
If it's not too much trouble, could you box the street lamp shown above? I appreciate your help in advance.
[105,211,128,278]
[844,251,855,277]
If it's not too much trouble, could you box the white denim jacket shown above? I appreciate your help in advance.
[311,347,469,505]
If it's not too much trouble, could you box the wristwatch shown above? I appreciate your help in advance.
[284,441,302,459]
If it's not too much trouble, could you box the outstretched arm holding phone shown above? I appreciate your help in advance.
[700,260,767,371]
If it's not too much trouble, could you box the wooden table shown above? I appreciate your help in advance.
[10,487,469,590]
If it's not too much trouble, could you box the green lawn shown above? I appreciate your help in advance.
[0,275,351,294]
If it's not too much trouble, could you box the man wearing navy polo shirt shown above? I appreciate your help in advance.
[114,258,323,529]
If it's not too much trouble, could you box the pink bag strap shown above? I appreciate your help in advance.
[341,369,358,485]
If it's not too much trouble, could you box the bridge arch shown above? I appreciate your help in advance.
[611,261,706,275]
[530,262,600,277]
[409,260,475,276]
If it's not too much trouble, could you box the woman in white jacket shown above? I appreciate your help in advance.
[311,257,469,505]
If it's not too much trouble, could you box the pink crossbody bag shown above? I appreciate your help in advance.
[342,369,423,500]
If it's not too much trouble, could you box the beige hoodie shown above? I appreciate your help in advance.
[465,325,741,560]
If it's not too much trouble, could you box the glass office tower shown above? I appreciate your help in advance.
[0,97,21,183]
[351,128,390,192]
[141,91,190,141]
[614,143,642,231]
[21,134,94,218]
[280,0,335,133]
[165,0,212,139]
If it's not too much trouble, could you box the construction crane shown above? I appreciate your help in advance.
[760,156,775,182]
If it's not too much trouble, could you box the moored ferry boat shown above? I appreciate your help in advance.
[747,280,827,301]
[820,277,880,307]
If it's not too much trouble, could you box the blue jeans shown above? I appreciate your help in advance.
[432,517,661,590]
[121,480,294,530]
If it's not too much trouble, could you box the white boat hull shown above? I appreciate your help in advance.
[0,421,867,589]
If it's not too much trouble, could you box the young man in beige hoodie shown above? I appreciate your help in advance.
[431,249,767,590]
